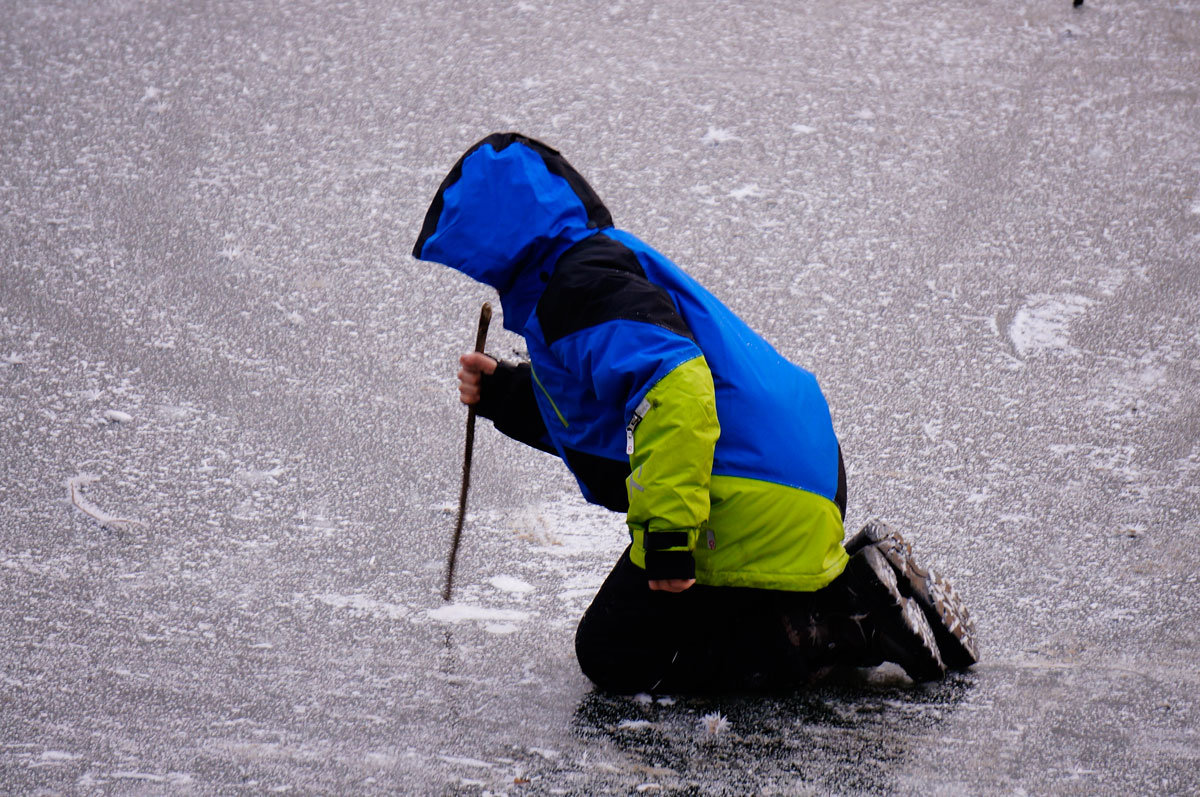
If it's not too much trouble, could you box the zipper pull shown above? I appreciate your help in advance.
[625,398,653,456]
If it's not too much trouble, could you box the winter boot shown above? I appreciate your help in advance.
[845,520,980,669]
[834,546,946,682]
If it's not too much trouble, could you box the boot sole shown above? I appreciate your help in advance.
[847,521,980,669]
[845,546,946,682]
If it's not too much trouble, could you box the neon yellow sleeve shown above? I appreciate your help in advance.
[625,356,720,580]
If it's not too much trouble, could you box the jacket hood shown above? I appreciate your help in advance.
[412,133,612,327]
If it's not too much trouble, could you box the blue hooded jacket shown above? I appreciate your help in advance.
[415,133,847,590]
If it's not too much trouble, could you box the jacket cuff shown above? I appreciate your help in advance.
[475,357,516,421]
[643,549,696,581]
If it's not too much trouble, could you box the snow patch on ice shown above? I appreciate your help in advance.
[1009,294,1095,357]
[234,466,286,486]
[964,489,990,504]
[791,124,818,135]
[40,751,81,762]
[1088,359,1169,417]
[438,754,494,769]
[729,184,763,200]
[510,498,626,556]
[271,302,305,326]
[700,127,738,145]
[317,593,409,620]
[155,404,196,421]
[428,604,529,626]
[488,575,534,594]
[562,573,604,589]
[108,771,193,784]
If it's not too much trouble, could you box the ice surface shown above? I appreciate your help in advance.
[1,0,1198,794]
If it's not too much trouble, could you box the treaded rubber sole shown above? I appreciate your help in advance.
[847,521,980,670]
[844,546,946,683]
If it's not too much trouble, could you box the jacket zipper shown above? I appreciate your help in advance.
[625,398,652,456]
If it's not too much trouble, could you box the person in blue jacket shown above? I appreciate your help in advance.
[414,133,977,693]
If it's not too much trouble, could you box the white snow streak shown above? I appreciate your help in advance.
[317,594,409,620]
[488,575,534,593]
[427,604,529,625]
[1009,294,1095,357]
[700,127,738,145]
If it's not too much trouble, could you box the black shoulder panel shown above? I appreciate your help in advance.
[538,234,695,346]
[413,132,612,259]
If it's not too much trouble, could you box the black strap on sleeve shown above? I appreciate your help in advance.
[643,531,690,551]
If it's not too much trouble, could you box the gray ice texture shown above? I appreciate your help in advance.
[1,1,1198,794]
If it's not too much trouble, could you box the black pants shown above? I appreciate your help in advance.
[575,547,851,694]
[576,448,851,694]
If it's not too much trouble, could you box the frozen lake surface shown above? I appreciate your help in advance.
[2,0,1198,793]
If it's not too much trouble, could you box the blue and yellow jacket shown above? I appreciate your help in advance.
[414,133,847,591]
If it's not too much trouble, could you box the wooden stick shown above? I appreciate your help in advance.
[442,302,493,602]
